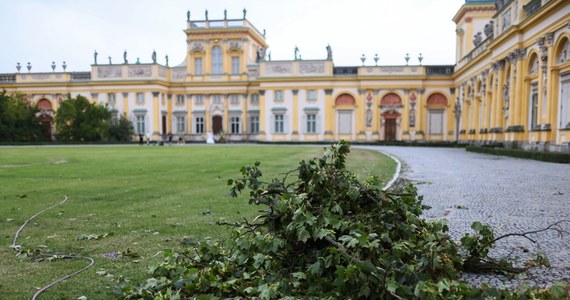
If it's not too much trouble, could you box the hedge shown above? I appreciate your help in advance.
[466,145,570,164]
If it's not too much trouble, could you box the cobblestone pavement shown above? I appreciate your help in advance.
[357,146,570,289]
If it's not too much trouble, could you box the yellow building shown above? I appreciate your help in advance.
[1,0,569,152]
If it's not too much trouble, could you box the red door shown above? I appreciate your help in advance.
[384,119,396,141]
[212,116,223,134]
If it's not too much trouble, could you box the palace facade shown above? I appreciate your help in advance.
[1,0,569,151]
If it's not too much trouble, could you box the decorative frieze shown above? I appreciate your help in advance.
[265,62,292,74]
[98,66,122,78]
[299,62,325,74]
[128,66,151,78]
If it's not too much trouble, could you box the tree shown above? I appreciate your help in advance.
[0,90,48,142]
[109,113,134,142]
[54,95,110,142]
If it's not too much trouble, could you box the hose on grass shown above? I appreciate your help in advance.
[10,195,96,300]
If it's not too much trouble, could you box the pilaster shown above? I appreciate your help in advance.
[122,92,129,114]
[324,89,334,140]
[152,92,160,138]
[291,89,299,140]
[258,90,266,140]
[167,94,173,134]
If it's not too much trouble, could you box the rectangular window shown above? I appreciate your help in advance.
[251,94,259,105]
[212,46,223,75]
[195,95,203,105]
[195,116,204,134]
[249,115,259,134]
[307,90,316,101]
[176,116,185,133]
[231,57,240,75]
[230,95,239,104]
[194,58,202,75]
[274,90,283,102]
[428,110,444,134]
[136,92,144,105]
[338,111,352,134]
[176,95,185,105]
[213,95,222,104]
[230,116,241,134]
[306,114,317,133]
[274,114,284,133]
[136,115,145,134]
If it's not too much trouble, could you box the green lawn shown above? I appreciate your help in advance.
[0,144,396,299]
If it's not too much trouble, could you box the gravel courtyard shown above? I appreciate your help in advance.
[359,146,570,289]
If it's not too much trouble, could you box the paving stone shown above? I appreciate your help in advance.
[357,146,570,289]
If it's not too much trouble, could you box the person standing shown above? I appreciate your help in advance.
[139,133,144,146]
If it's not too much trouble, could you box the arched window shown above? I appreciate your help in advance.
[335,93,355,106]
[380,93,402,106]
[426,93,448,135]
[211,46,223,75]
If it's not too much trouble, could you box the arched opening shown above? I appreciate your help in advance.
[335,93,356,106]
[37,99,53,141]
[426,93,448,137]
[379,93,402,141]
[335,94,355,136]
[527,52,540,131]
[381,111,400,141]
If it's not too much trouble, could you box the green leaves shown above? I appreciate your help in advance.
[122,142,567,299]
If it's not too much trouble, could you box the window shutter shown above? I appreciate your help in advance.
[302,114,307,134]
[270,114,275,134]
[317,114,322,134]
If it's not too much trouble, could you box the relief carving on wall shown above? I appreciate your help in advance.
[128,66,151,78]
[190,43,205,54]
[299,62,325,74]
[365,93,373,127]
[98,66,122,78]
[265,63,292,74]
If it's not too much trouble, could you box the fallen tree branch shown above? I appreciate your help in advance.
[324,236,363,264]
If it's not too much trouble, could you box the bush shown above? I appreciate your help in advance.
[466,145,570,164]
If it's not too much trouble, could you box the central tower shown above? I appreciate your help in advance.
[183,9,269,82]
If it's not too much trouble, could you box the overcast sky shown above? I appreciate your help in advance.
[0,0,467,73]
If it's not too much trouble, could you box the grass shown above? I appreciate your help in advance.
[0,144,396,299]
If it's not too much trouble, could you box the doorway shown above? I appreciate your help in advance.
[384,118,396,141]
[162,116,167,135]
[213,116,223,134]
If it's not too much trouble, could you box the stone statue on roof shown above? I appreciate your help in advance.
[326,44,332,60]
[152,50,157,63]
[94,50,98,65]
[243,8,247,19]
[187,10,190,21]
[294,46,299,60]
[224,9,227,20]
[123,50,128,64]
[165,55,169,67]
[205,10,208,20]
